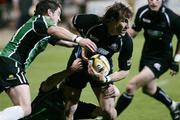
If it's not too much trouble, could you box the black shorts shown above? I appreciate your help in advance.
[139,56,171,78]
[0,56,28,93]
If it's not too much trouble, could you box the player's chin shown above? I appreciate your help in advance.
[120,31,127,36]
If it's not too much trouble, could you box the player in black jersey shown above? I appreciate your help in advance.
[115,0,180,120]
[21,58,120,120]
[0,0,97,120]
[61,2,133,120]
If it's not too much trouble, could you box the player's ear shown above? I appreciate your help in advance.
[47,9,53,16]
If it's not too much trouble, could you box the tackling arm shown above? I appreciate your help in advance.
[48,26,97,52]
[55,40,78,47]
[41,58,83,92]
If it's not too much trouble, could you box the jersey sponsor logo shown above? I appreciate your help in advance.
[108,43,119,52]
[97,48,109,56]
[153,63,161,71]
[142,18,151,23]
[6,74,17,81]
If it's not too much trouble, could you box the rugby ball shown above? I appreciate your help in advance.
[89,54,110,76]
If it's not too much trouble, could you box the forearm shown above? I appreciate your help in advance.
[41,69,72,92]
[108,70,129,82]
[48,26,81,43]
[48,26,97,52]
[174,39,180,62]
[56,40,78,47]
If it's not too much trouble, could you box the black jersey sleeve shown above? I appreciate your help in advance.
[132,7,145,32]
[118,33,133,70]
[72,14,101,35]
[171,13,180,40]
[48,36,59,46]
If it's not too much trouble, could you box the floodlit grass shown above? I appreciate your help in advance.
[0,32,180,120]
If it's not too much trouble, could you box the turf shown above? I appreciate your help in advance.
[0,32,180,120]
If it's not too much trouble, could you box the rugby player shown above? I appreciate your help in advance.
[62,2,133,120]
[21,58,120,120]
[115,0,180,120]
[0,0,96,119]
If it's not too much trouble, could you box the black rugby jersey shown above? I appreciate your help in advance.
[132,5,180,59]
[72,14,133,70]
[0,15,59,69]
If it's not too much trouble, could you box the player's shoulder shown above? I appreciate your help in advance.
[34,15,55,26]
[74,14,100,23]
[163,6,179,17]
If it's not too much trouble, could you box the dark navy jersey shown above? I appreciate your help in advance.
[71,14,133,70]
[132,5,180,59]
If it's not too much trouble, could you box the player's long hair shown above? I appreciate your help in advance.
[34,0,62,16]
[102,2,133,23]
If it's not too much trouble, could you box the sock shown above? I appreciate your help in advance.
[152,87,173,110]
[0,106,24,120]
[169,101,178,111]
[115,92,133,116]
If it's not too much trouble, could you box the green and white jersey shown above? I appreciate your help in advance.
[0,15,59,70]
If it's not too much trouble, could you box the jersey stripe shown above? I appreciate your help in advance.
[8,28,33,58]
[15,62,23,84]
[139,8,148,20]
[163,12,171,28]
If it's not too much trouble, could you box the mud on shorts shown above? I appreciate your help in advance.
[0,56,28,93]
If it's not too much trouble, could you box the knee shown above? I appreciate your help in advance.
[65,101,78,116]
[126,81,137,95]
[21,104,32,116]
[102,106,116,120]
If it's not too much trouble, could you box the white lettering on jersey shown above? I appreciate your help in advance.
[142,18,151,23]
[97,48,109,55]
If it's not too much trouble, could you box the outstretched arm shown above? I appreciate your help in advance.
[48,26,97,52]
[56,40,78,47]
[41,58,83,92]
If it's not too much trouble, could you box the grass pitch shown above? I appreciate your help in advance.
[0,32,180,120]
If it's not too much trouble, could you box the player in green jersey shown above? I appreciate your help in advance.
[0,0,96,120]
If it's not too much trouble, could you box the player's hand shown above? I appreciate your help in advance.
[79,38,97,53]
[169,61,179,76]
[102,84,120,99]
[81,47,90,62]
[69,58,83,73]
[87,61,106,82]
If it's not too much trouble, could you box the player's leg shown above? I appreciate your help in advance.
[142,80,180,120]
[60,83,82,120]
[0,57,31,120]
[116,66,155,116]
[92,84,117,120]
[0,85,31,120]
